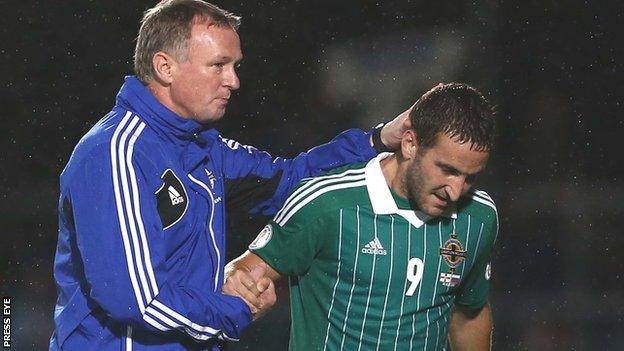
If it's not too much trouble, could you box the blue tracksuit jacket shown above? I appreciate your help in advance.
[50,76,377,350]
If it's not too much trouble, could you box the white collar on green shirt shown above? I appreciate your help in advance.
[364,152,457,228]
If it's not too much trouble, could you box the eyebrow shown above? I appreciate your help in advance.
[435,161,479,177]
[213,55,243,63]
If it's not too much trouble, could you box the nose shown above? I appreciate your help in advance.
[445,176,467,202]
[224,67,240,91]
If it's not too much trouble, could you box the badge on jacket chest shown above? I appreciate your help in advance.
[156,169,188,229]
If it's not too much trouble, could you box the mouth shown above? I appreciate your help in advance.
[432,193,449,207]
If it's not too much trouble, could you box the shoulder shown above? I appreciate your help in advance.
[273,164,368,226]
[306,161,368,180]
[458,188,498,226]
[64,109,160,176]
[204,130,260,156]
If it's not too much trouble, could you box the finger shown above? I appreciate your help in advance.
[223,272,263,306]
[230,285,264,312]
[253,281,277,321]
[237,270,262,295]
[256,276,272,293]
[260,280,277,307]
[249,263,267,281]
[224,280,260,313]
[402,113,412,130]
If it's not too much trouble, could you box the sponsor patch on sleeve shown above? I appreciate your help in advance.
[249,225,273,250]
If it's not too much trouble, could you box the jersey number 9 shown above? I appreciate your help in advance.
[405,257,424,296]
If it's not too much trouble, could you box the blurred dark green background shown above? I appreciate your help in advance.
[2,0,623,350]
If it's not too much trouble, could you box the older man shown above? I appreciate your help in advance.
[50,1,406,350]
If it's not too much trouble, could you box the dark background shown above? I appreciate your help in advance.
[2,0,623,350]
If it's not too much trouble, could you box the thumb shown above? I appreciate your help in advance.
[402,116,412,133]
[256,277,272,293]
[249,263,267,281]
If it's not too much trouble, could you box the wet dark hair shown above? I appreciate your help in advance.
[410,83,497,152]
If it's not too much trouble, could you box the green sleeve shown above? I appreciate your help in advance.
[249,199,327,276]
[454,211,498,309]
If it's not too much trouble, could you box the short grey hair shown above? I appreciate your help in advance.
[134,0,241,83]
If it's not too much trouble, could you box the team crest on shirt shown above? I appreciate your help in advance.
[439,233,467,269]
[438,234,467,287]
[249,225,273,250]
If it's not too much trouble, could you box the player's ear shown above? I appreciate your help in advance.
[152,51,177,84]
[400,129,418,159]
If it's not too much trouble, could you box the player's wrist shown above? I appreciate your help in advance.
[371,122,392,153]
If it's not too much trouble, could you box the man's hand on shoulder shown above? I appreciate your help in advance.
[378,103,414,150]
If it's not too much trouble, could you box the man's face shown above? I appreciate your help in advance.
[169,22,242,123]
[404,133,490,217]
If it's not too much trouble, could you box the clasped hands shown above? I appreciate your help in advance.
[223,263,276,320]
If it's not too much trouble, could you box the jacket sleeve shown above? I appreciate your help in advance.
[68,141,251,342]
[221,128,376,217]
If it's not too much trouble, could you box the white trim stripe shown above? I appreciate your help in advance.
[276,179,367,226]
[110,113,222,341]
[323,209,344,351]
[474,190,494,203]
[275,172,366,225]
[470,191,497,212]
[125,326,133,351]
[143,314,169,331]
[153,300,219,334]
[430,224,443,351]
[144,306,217,341]
[145,305,181,330]
[393,224,410,351]
[375,215,394,351]
[119,118,153,303]
[470,223,485,268]
[472,194,495,209]
[127,122,159,296]
[458,218,469,281]
[277,168,364,219]
[188,174,222,290]
[356,214,378,351]
[421,225,429,350]
[298,168,366,192]
[409,224,429,350]
[435,222,445,349]
[111,112,146,313]
[471,194,496,211]
[339,205,362,350]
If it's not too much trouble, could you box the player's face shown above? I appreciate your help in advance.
[405,133,490,217]
[169,22,242,124]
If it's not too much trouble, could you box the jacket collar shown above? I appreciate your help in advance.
[115,76,206,145]
[364,153,457,228]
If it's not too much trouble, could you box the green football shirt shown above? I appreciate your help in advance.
[250,153,498,351]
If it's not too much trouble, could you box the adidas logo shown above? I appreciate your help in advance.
[168,186,185,205]
[361,238,387,255]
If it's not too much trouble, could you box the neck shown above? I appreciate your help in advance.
[380,154,409,199]
[146,81,191,119]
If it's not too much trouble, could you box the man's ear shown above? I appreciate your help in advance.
[400,129,418,159]
[152,51,177,84]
